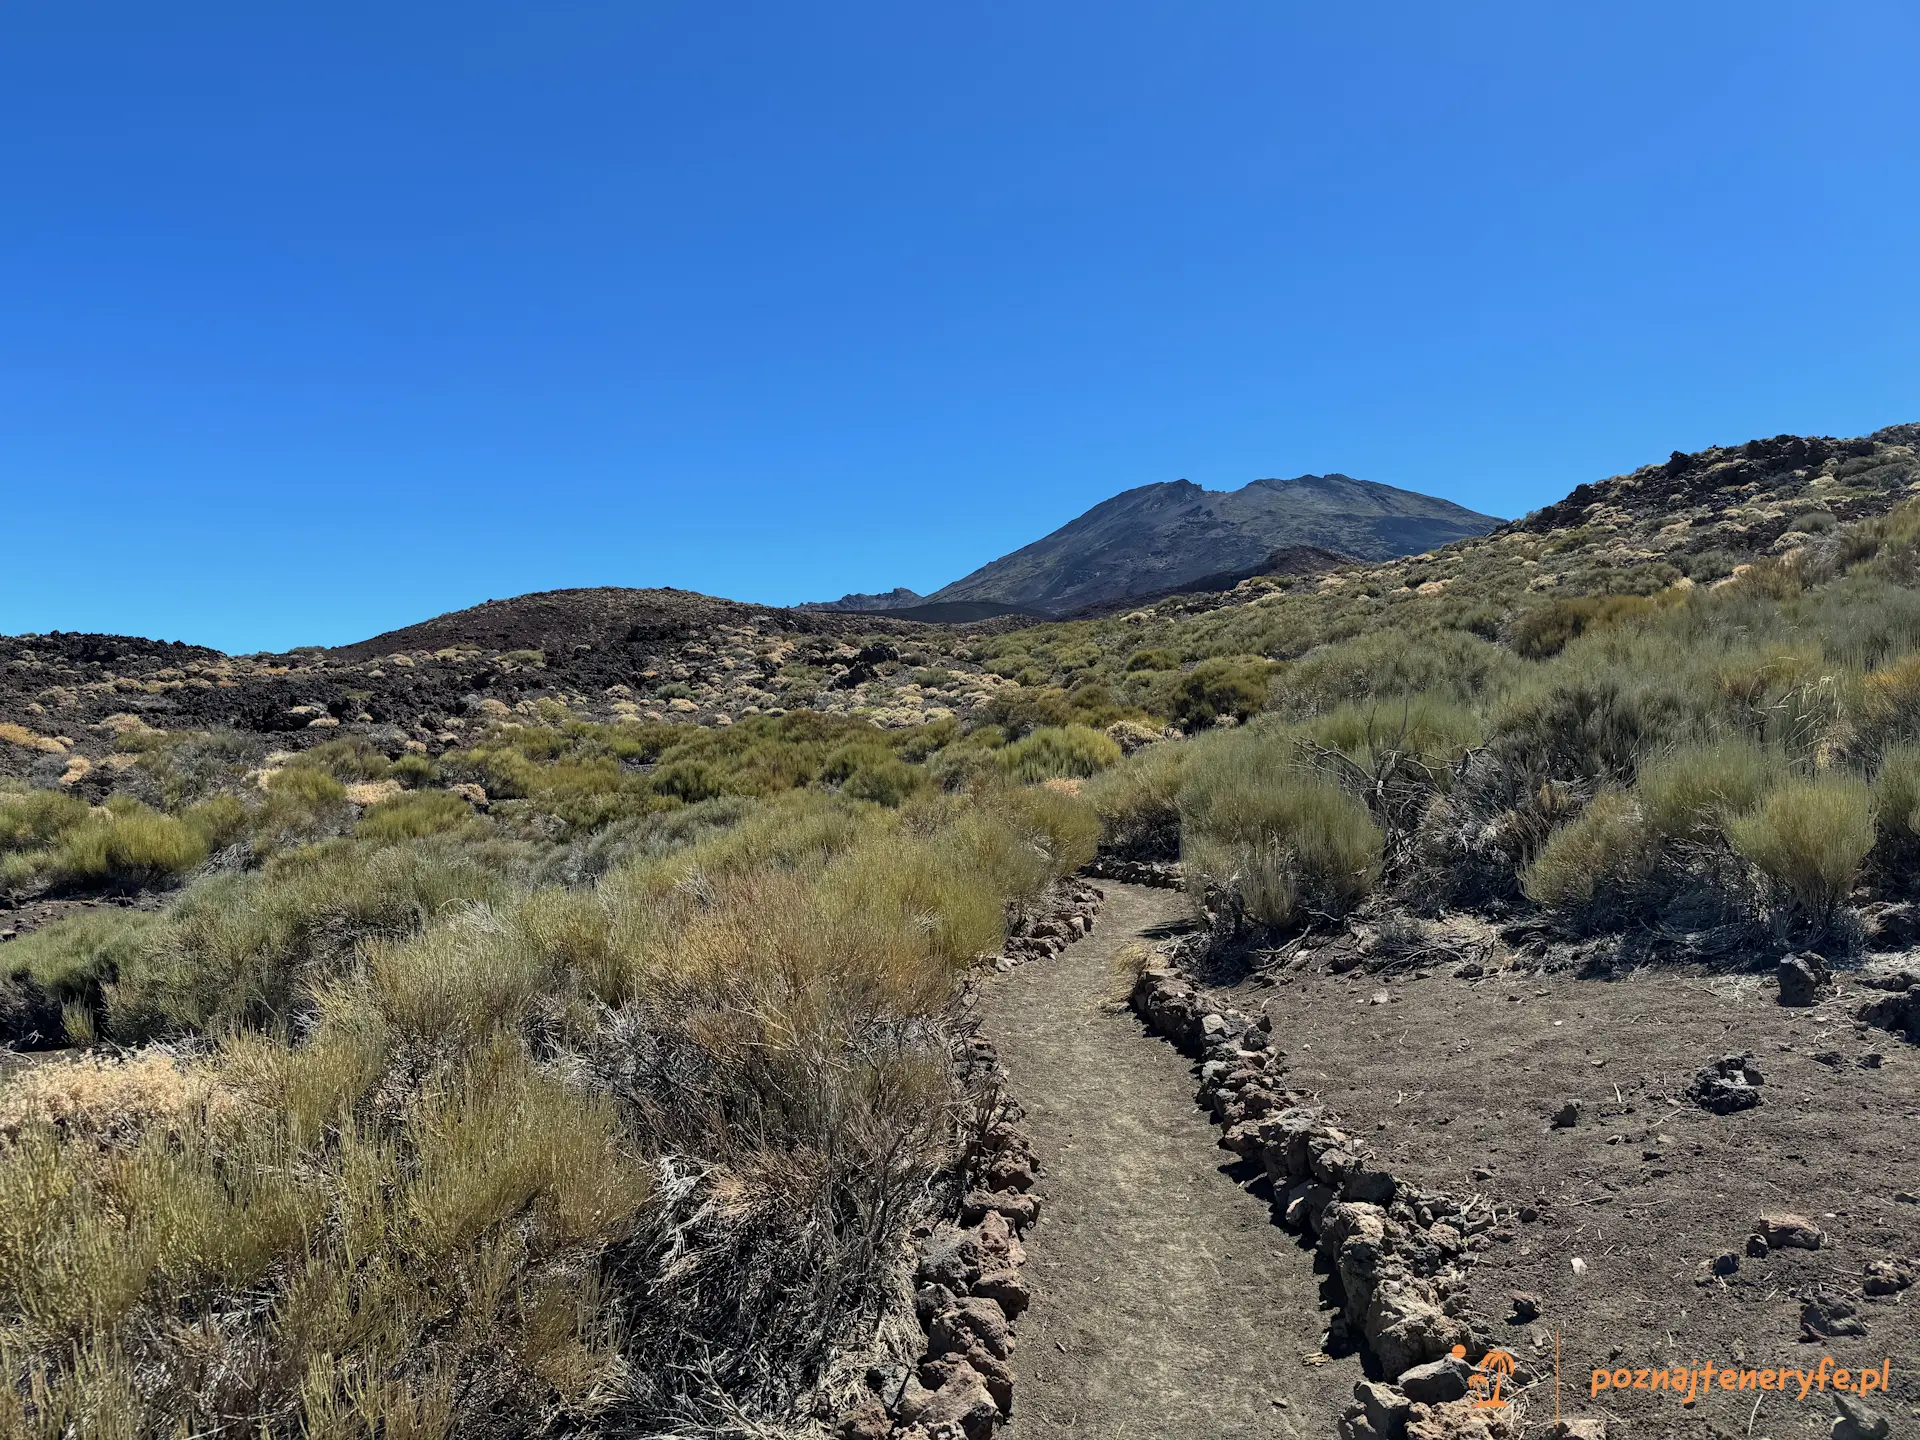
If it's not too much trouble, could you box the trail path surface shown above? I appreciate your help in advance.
[980,883,1362,1439]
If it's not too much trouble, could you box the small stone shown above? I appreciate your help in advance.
[1552,1420,1608,1440]
[1832,1392,1892,1440]
[1687,1052,1764,1113]
[1863,1258,1915,1296]
[1518,1205,1539,1224]
[1397,1353,1472,1403]
[1754,1212,1823,1250]
[1777,953,1831,1007]
[1551,1101,1582,1129]
[1711,1251,1740,1277]
[1509,1292,1540,1323]
[1746,1233,1770,1259]
[836,1401,891,1440]
[1799,1289,1868,1339]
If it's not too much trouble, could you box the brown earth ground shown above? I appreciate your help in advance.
[981,883,1365,1438]
[1189,934,1920,1439]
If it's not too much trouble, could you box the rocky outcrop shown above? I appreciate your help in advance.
[835,1048,1045,1440]
[986,880,1103,971]
[1081,855,1183,889]
[1857,969,1920,1042]
[1127,960,1581,1440]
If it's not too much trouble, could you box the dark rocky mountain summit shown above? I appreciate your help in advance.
[920,473,1500,616]
[801,586,927,613]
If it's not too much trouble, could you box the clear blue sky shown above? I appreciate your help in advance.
[3,3,1916,653]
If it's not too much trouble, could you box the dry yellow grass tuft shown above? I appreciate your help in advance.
[0,1051,219,1142]
[344,779,404,807]
[0,723,67,754]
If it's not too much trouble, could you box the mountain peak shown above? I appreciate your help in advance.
[925,472,1500,616]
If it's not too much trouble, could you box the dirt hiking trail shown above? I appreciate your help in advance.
[980,883,1363,1438]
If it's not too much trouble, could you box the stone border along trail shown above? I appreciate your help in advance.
[979,882,1364,1438]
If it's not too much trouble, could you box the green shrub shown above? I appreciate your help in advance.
[356,790,483,843]
[0,789,90,855]
[1300,697,1482,764]
[821,742,924,807]
[183,794,249,852]
[1511,591,1683,659]
[103,843,507,1040]
[1726,775,1875,924]
[254,765,352,850]
[1181,739,1381,925]
[1276,629,1517,715]
[1874,745,1920,845]
[1125,648,1180,672]
[1,908,156,1006]
[48,801,208,891]
[293,738,392,783]
[1082,737,1191,859]
[995,725,1122,784]
[1636,740,1779,839]
[992,783,1100,874]
[391,752,438,788]
[1489,674,1690,785]
[1521,792,1657,921]
[1858,654,1920,755]
[1171,657,1272,730]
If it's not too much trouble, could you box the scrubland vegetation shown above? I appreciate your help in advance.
[5,427,1919,1433]
[1071,484,1920,953]
[0,715,1104,1436]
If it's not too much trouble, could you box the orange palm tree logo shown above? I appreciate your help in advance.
[1452,1344,1517,1409]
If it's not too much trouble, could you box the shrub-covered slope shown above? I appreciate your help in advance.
[4,418,1920,1437]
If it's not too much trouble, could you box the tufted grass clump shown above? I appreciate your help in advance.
[1180,729,1382,926]
[1082,734,1192,859]
[1635,739,1780,840]
[101,841,508,1042]
[1874,745,1920,847]
[1521,792,1657,926]
[356,788,484,843]
[995,724,1122,784]
[1726,775,1876,926]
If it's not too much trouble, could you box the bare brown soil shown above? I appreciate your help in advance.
[980,884,1364,1438]
[1190,944,1920,1438]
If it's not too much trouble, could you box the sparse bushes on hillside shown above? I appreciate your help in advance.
[0,723,1104,1436]
[1511,589,1685,660]
[1273,628,1518,716]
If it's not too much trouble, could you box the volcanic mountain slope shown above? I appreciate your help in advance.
[920,472,1501,616]
[0,589,999,789]
[4,424,1916,794]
